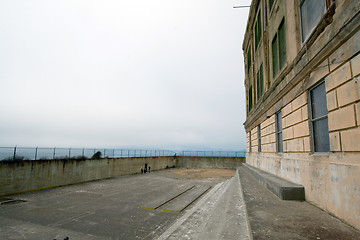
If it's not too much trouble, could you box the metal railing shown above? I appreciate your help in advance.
[0,146,176,161]
[0,146,246,161]
[177,151,245,157]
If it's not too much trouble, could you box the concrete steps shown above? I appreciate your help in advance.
[242,163,305,201]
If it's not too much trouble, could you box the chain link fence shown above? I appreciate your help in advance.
[177,151,245,157]
[0,146,245,161]
[0,146,177,161]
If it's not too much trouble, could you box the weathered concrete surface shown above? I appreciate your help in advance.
[0,156,244,197]
[176,156,245,169]
[1,168,359,240]
[0,157,176,197]
[246,152,360,230]
[0,170,230,240]
[157,170,252,240]
[242,163,305,201]
[238,166,360,240]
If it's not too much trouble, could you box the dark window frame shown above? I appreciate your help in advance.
[299,0,329,43]
[248,86,253,112]
[269,0,275,12]
[308,81,330,153]
[247,46,252,74]
[275,111,283,152]
[257,64,264,100]
[255,9,262,50]
[258,125,262,152]
[249,131,252,152]
[272,18,286,78]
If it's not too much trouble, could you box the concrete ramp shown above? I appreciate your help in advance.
[157,170,252,240]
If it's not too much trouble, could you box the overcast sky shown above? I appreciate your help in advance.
[0,0,251,151]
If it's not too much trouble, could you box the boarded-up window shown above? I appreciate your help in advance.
[309,81,330,152]
[300,0,327,42]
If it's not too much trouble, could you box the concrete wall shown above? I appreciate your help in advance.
[246,152,360,231]
[0,157,176,197]
[176,156,245,169]
[0,156,245,197]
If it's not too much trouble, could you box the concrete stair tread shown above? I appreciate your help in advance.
[242,163,305,201]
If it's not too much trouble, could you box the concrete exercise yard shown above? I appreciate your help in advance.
[1,167,360,240]
[0,168,243,240]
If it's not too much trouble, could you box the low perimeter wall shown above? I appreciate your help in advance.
[176,156,245,169]
[0,156,245,197]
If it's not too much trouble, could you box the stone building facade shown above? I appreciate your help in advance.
[243,0,360,230]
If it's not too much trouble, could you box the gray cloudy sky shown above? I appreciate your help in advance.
[0,0,251,151]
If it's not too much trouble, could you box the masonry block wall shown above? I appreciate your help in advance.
[243,0,360,231]
[282,93,311,152]
[327,53,360,151]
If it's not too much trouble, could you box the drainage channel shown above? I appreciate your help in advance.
[160,186,212,213]
[139,185,212,213]
[0,197,27,205]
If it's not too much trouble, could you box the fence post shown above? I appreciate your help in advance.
[113,149,115,158]
[13,146,17,160]
[53,147,56,159]
[120,149,123,158]
[82,148,85,157]
[69,148,71,158]
[35,147,38,160]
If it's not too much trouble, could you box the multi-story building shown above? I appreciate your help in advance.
[243,0,360,230]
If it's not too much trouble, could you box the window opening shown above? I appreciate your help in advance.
[276,111,283,152]
[249,131,252,152]
[300,0,327,42]
[255,10,262,49]
[249,86,253,111]
[258,125,262,152]
[272,19,286,78]
[309,81,330,152]
[269,0,275,11]
[257,64,264,100]
[247,47,252,74]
